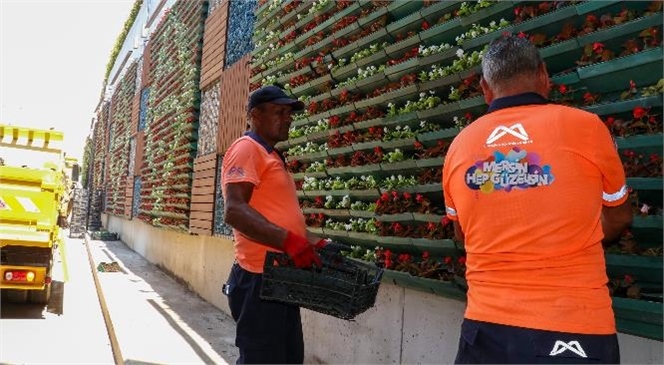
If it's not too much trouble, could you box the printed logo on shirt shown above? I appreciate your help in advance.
[465,147,554,193]
[226,166,245,178]
[485,123,532,147]
[549,340,588,358]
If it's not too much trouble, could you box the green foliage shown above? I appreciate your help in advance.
[81,137,92,188]
[101,0,143,95]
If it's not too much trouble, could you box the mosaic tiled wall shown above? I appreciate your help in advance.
[224,0,257,68]
[197,82,220,156]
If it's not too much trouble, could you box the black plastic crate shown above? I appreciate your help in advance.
[260,251,384,320]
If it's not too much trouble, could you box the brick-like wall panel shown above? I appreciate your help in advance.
[218,54,251,154]
[141,42,151,89]
[200,1,229,89]
[125,175,134,218]
[189,153,217,235]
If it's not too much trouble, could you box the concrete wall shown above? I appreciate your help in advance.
[104,214,235,313]
[103,215,663,364]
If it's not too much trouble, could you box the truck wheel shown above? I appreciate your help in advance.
[4,289,28,303]
[28,284,51,305]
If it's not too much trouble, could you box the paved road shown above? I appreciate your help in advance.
[0,233,239,365]
[0,236,114,364]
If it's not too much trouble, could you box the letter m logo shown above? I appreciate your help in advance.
[486,123,529,144]
[549,340,588,358]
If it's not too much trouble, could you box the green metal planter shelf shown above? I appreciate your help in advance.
[632,215,664,230]
[385,34,422,58]
[576,47,663,94]
[355,49,390,71]
[412,238,461,257]
[302,208,351,219]
[626,177,663,190]
[459,1,514,27]
[375,212,415,222]
[417,128,460,144]
[291,171,327,181]
[616,134,664,152]
[583,95,663,117]
[383,269,466,301]
[387,0,423,21]
[350,210,375,219]
[576,13,663,47]
[420,18,464,49]
[612,297,663,341]
[513,4,579,35]
[380,159,419,173]
[605,253,663,284]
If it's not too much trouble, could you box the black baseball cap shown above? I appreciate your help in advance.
[247,85,305,111]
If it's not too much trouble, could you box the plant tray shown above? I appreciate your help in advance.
[582,95,663,116]
[260,251,384,320]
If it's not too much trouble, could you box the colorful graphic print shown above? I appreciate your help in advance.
[465,147,554,193]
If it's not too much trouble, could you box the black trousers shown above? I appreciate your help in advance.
[226,263,304,364]
[455,319,620,364]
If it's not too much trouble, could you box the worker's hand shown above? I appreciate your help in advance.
[315,239,351,254]
[283,231,322,268]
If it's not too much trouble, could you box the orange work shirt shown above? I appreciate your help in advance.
[442,93,628,335]
[221,133,306,273]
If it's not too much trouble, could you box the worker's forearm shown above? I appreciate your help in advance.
[225,205,288,250]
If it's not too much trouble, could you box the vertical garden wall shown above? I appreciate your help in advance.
[249,0,663,340]
[105,62,138,218]
[139,0,208,231]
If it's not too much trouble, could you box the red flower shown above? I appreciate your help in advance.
[604,117,615,127]
[648,115,657,124]
[558,84,568,94]
[415,194,424,203]
[421,21,430,30]
[517,31,527,39]
[403,192,412,200]
[441,216,451,226]
[633,106,647,120]
[592,42,604,54]
[624,274,633,285]
[392,222,404,233]
[444,256,452,265]
[458,256,466,265]
[629,80,637,91]
[384,249,392,259]
[380,193,390,202]
[583,92,596,104]
[422,251,430,260]
[414,141,424,149]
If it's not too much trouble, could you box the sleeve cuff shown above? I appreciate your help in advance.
[602,185,629,207]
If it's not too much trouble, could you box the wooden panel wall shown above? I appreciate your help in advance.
[189,153,217,235]
[200,1,229,90]
[217,54,251,154]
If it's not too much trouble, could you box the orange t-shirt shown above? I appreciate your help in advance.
[221,134,306,273]
[442,94,627,335]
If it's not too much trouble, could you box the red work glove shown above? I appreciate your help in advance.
[283,231,322,268]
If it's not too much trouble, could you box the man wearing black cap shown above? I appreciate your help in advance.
[221,86,323,364]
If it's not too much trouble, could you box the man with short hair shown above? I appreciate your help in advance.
[222,85,325,364]
[443,35,633,364]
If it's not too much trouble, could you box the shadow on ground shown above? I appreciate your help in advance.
[0,281,65,319]
[96,240,239,364]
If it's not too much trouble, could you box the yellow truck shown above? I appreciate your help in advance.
[0,125,76,304]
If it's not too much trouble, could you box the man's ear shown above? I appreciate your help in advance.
[480,77,494,105]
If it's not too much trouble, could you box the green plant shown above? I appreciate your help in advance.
[102,0,143,97]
